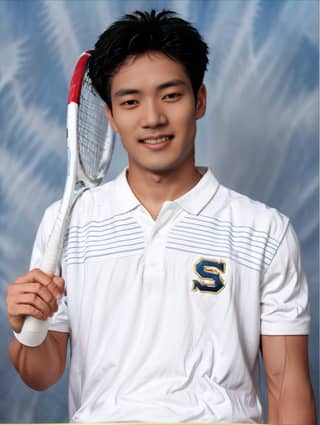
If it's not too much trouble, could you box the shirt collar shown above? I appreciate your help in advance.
[111,167,220,216]
[173,167,220,214]
[111,168,141,215]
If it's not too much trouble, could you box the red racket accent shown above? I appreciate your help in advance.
[68,51,93,104]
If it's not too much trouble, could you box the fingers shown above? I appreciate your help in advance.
[16,268,65,297]
[14,284,59,316]
[10,301,52,322]
[50,276,65,299]
[6,269,65,332]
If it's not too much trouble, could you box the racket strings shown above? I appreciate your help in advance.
[78,71,109,182]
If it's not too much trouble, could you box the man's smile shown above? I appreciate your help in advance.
[139,134,174,147]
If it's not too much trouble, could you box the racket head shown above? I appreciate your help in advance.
[68,51,114,187]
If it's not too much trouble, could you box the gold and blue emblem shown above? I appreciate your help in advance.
[192,257,226,294]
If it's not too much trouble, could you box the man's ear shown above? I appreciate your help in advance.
[105,106,118,132]
[195,84,207,119]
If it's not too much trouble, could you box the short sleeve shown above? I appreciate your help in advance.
[30,204,70,333]
[260,222,310,335]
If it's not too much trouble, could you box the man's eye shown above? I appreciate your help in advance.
[164,92,182,100]
[121,99,138,107]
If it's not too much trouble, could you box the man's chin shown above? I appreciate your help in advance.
[128,160,175,174]
[139,164,180,176]
[128,152,195,176]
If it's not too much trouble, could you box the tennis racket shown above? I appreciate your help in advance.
[17,51,115,346]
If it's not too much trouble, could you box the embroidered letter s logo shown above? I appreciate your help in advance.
[193,258,226,293]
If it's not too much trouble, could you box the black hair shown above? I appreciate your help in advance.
[89,9,209,108]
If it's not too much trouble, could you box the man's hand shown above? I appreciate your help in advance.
[6,268,65,333]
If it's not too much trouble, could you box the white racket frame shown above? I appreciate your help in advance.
[15,52,114,346]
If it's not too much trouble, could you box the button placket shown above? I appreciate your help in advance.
[144,203,178,282]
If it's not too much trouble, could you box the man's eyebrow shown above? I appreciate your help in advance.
[157,79,187,90]
[113,79,187,97]
[114,88,141,97]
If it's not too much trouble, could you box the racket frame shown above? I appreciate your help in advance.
[15,51,114,346]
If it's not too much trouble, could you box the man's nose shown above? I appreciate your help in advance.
[141,99,167,128]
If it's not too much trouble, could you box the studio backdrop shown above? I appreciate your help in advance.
[0,0,318,422]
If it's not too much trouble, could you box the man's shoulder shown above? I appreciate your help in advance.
[43,174,121,226]
[205,181,290,243]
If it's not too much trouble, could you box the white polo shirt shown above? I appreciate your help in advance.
[30,168,310,423]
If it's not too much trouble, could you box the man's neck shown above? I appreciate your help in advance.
[126,163,202,220]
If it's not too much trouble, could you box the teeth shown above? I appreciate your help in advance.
[143,136,170,144]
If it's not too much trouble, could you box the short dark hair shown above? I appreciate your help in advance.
[89,9,209,108]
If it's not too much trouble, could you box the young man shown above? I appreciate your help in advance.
[6,10,316,424]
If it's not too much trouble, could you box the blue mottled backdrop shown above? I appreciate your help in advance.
[0,0,318,422]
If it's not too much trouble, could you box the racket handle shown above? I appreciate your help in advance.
[14,211,65,346]
[41,230,64,274]
[14,252,59,347]
[14,246,59,346]
[14,316,48,347]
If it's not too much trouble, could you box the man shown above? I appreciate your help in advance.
[6,10,316,424]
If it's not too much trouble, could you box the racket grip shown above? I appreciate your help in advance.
[41,238,62,274]
[15,212,65,346]
[14,316,48,347]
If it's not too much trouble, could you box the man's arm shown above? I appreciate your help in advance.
[9,330,69,390]
[7,269,69,390]
[261,335,316,425]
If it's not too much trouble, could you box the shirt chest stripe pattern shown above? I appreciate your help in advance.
[167,245,261,272]
[171,226,275,261]
[167,216,280,272]
[64,215,139,239]
[188,215,279,247]
[63,215,144,264]
[65,227,141,247]
[169,233,272,267]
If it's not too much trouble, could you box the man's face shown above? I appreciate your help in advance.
[106,51,206,175]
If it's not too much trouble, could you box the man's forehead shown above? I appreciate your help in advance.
[111,52,191,93]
